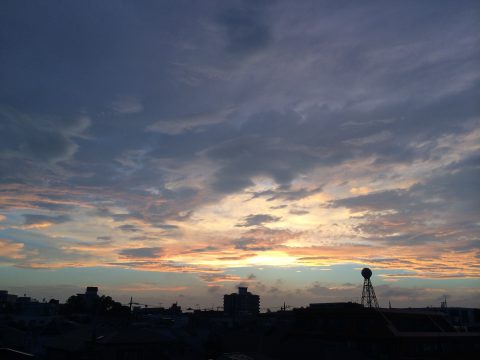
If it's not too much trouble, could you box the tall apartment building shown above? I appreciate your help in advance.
[224,287,260,316]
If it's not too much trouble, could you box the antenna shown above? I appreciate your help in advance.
[441,296,448,309]
[361,268,379,309]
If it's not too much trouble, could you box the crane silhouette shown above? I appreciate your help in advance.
[127,297,150,311]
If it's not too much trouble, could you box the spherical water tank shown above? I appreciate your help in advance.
[361,267,372,279]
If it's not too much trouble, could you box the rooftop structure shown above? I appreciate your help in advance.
[85,287,98,297]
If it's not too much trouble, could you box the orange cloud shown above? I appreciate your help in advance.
[117,284,187,292]
[0,239,25,260]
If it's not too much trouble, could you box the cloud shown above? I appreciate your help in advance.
[236,213,281,227]
[154,224,179,230]
[0,239,26,260]
[23,214,71,229]
[119,247,164,259]
[207,285,223,294]
[343,130,393,146]
[217,254,256,261]
[331,189,409,213]
[289,208,310,215]
[329,164,480,246]
[117,283,186,292]
[207,121,321,193]
[249,185,323,202]
[232,227,300,251]
[199,273,248,283]
[111,96,143,114]
[147,107,235,135]
[302,281,477,307]
[233,237,271,251]
[215,1,272,55]
[270,204,287,210]
[117,224,140,232]
[190,246,219,253]
[0,108,89,165]
[29,201,75,211]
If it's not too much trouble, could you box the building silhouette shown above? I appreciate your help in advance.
[223,287,260,316]
[0,290,18,306]
[76,286,99,307]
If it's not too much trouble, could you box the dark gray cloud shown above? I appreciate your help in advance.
[0,108,89,165]
[96,236,112,241]
[23,214,71,226]
[118,247,164,259]
[236,213,281,227]
[270,204,288,210]
[94,207,180,232]
[29,201,75,211]
[289,208,309,216]
[154,224,179,230]
[233,237,272,251]
[216,0,272,56]
[129,235,158,241]
[334,165,480,217]
[250,185,323,202]
[1,0,477,203]
[190,246,219,253]
[332,189,410,212]
[204,87,478,195]
[451,240,480,253]
[117,224,140,233]
[70,236,114,248]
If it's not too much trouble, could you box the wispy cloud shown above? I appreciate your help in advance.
[111,96,144,114]
[119,247,164,259]
[236,214,282,227]
[147,107,235,135]
[22,214,71,229]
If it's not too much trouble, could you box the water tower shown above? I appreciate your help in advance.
[361,268,379,308]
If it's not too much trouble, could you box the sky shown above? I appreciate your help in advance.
[0,0,479,310]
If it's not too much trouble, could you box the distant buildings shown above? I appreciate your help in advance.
[309,302,362,310]
[0,290,18,305]
[223,287,260,316]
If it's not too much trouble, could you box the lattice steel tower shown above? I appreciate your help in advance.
[361,268,379,308]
